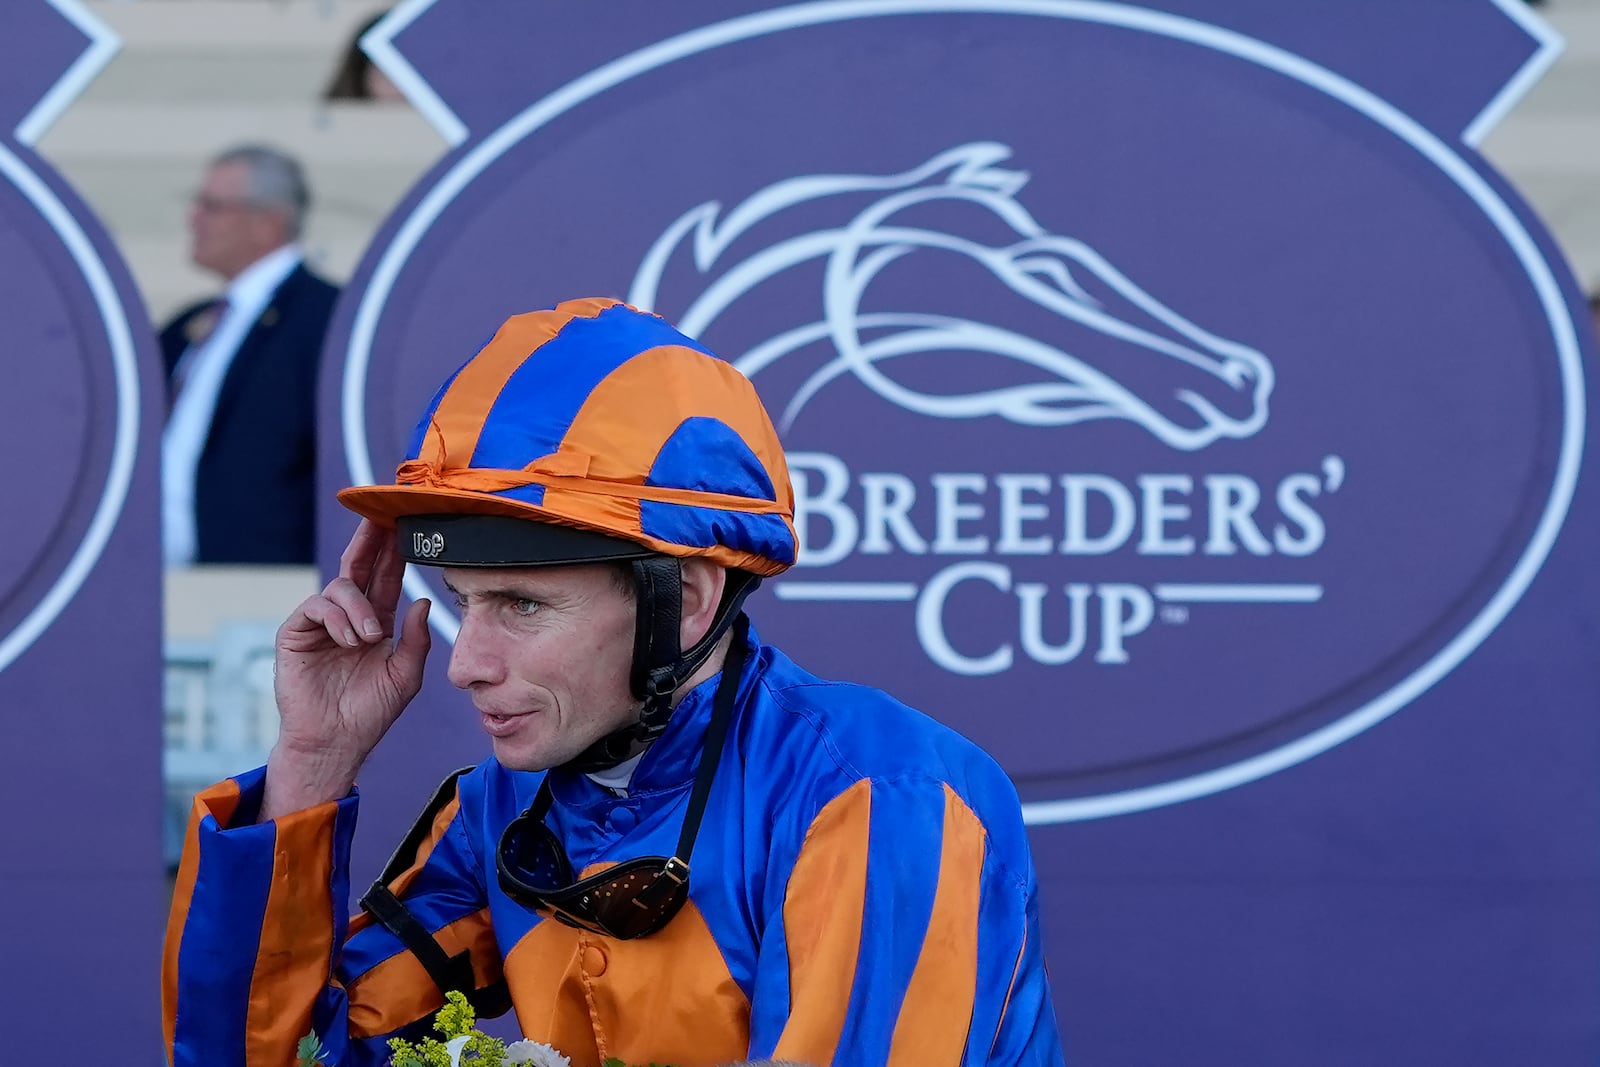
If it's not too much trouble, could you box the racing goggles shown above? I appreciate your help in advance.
[495,619,747,940]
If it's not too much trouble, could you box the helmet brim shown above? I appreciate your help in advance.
[337,480,791,577]
[393,513,656,568]
[338,482,654,567]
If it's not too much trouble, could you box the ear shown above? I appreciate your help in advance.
[677,558,727,650]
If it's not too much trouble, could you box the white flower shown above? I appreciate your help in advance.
[503,1039,572,1067]
[444,1035,473,1067]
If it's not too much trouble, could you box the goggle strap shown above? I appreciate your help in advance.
[501,615,748,934]
[633,856,691,912]
[574,570,760,772]
[359,880,478,999]
[670,614,749,865]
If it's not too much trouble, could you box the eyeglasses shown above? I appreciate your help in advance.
[190,194,269,215]
[495,617,748,940]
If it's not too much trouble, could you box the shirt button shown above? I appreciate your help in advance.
[583,943,608,976]
[607,807,637,834]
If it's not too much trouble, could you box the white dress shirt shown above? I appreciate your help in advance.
[162,245,303,566]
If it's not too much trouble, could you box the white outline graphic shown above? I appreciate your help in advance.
[1153,584,1322,604]
[0,0,137,675]
[1468,0,1562,146]
[339,1,1583,821]
[14,0,119,146]
[0,159,140,675]
[362,0,469,147]
[776,582,921,602]
[772,581,1323,605]
[372,0,1560,151]
[630,142,1275,450]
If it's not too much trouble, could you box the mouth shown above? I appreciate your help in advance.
[480,709,533,737]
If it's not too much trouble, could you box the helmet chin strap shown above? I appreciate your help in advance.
[564,560,761,773]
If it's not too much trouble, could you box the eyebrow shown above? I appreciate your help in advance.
[440,574,553,602]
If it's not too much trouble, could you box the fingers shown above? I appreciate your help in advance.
[281,568,394,651]
[320,575,389,643]
[279,592,362,651]
[339,519,392,591]
[365,521,407,622]
[279,567,430,657]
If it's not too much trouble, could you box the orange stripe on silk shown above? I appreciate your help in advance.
[345,909,503,1038]
[501,920,595,1063]
[346,795,461,940]
[550,342,794,506]
[408,468,791,513]
[886,785,986,1067]
[244,799,341,1067]
[426,297,618,470]
[163,778,242,1062]
[772,779,872,1066]
[499,865,751,1065]
[390,796,463,896]
[499,896,753,1067]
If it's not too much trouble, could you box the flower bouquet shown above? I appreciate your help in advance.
[297,991,675,1067]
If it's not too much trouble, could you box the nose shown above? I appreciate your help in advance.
[446,613,504,690]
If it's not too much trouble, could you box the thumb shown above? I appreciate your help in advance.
[390,597,433,694]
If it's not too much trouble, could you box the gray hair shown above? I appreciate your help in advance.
[210,144,310,238]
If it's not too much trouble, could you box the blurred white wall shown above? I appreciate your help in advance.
[41,0,446,323]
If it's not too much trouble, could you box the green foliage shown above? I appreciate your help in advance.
[305,991,680,1067]
[388,991,509,1067]
[296,1032,328,1067]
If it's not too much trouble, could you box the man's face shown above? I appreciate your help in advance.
[442,563,639,771]
[188,161,289,279]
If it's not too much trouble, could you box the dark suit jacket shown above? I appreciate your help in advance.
[160,264,339,564]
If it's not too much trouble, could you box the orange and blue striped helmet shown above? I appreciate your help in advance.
[338,297,797,576]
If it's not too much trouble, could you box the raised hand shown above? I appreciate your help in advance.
[261,519,432,820]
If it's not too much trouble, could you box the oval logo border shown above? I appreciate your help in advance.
[340,0,1587,821]
[0,142,140,677]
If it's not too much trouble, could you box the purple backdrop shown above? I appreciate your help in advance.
[321,2,1600,1061]
[0,2,165,1061]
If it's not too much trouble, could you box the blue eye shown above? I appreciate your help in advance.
[513,598,540,616]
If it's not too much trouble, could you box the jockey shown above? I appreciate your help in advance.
[162,298,1065,1067]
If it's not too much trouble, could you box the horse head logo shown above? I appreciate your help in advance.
[629,142,1273,450]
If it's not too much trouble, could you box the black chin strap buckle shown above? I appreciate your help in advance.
[632,647,702,743]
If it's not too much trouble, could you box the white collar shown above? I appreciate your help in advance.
[585,750,646,796]
[224,244,302,309]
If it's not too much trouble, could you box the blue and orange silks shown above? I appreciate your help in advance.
[336,297,798,577]
[164,630,1065,1067]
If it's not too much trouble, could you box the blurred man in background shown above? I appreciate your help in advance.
[160,144,338,565]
